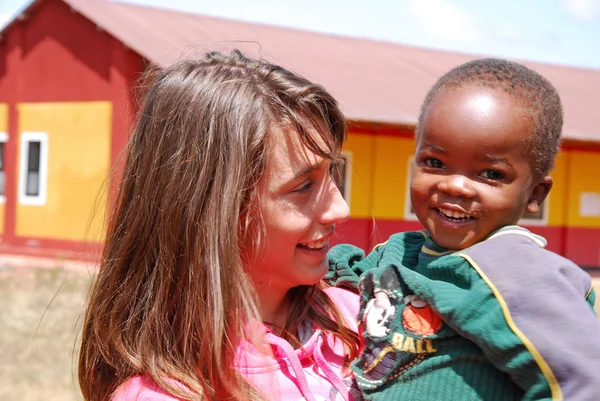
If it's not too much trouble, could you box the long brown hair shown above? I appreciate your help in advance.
[78,50,359,401]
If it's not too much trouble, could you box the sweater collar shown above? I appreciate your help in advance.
[419,225,547,264]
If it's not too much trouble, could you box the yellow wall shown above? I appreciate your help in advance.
[0,103,7,234]
[547,151,569,226]
[344,134,375,218]
[344,133,416,219]
[565,150,600,228]
[343,133,600,230]
[16,102,112,242]
[0,103,7,131]
[372,137,415,219]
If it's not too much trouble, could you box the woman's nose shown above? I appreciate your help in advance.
[319,180,350,225]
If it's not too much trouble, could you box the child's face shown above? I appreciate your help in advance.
[245,126,350,292]
[411,86,552,250]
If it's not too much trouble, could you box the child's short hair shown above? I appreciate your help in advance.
[416,58,563,176]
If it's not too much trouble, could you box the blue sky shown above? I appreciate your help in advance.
[1,0,599,68]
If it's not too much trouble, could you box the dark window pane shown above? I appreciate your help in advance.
[25,141,42,196]
[27,141,41,171]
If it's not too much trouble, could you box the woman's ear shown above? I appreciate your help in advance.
[526,175,553,214]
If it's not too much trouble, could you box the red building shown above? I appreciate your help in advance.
[1,0,599,268]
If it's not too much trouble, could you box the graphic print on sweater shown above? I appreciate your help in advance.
[355,267,444,387]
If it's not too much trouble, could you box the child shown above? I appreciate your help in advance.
[327,58,600,400]
[78,50,362,401]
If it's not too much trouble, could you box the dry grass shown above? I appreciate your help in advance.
[0,263,93,401]
[0,259,598,401]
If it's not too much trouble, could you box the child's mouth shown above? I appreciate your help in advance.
[436,208,476,222]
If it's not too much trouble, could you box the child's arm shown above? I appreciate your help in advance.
[326,231,427,290]
[325,243,385,291]
[404,233,600,401]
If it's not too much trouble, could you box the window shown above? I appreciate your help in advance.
[332,151,352,204]
[404,157,419,220]
[519,200,548,225]
[0,132,7,203]
[580,192,600,217]
[19,132,48,205]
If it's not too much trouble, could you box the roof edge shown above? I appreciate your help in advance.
[0,0,40,39]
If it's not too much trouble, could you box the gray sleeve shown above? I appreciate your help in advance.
[464,233,600,401]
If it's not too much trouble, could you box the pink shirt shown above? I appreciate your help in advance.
[113,287,360,401]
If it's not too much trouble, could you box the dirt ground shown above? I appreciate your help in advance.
[0,256,94,401]
[0,256,599,401]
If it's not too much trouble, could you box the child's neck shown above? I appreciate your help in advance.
[425,225,522,254]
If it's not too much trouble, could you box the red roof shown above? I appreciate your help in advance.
[5,0,600,143]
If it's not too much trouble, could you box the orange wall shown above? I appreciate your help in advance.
[343,131,600,227]
[372,136,415,219]
[343,133,416,220]
[344,134,375,218]
[547,151,568,226]
[565,151,600,228]
[342,130,600,267]
[16,101,112,242]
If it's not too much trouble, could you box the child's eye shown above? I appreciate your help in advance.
[480,170,504,181]
[424,158,444,169]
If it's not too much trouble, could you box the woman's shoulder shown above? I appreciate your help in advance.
[323,286,360,328]
[112,376,182,401]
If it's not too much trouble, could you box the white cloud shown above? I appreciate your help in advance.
[408,0,481,43]
[564,0,600,21]
[0,13,13,29]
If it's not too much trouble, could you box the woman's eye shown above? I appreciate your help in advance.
[481,170,504,181]
[294,181,313,193]
[329,164,336,177]
[424,158,444,169]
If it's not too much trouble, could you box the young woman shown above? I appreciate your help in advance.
[78,50,361,401]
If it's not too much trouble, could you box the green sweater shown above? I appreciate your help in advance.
[326,226,600,401]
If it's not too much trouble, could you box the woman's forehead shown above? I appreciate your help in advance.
[267,126,324,173]
[271,118,333,151]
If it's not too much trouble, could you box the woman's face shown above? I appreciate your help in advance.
[245,126,350,293]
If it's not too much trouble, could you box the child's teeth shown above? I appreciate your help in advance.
[440,208,469,219]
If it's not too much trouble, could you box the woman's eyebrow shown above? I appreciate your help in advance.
[291,160,327,180]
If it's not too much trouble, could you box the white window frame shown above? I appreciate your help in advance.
[18,132,48,206]
[404,156,419,220]
[519,197,549,226]
[0,132,8,203]
[338,150,352,206]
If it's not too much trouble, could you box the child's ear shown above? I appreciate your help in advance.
[526,175,553,214]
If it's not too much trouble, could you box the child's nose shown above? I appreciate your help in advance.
[438,175,476,198]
